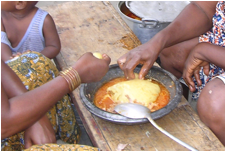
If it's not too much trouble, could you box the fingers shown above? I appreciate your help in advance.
[9,51,31,60]
[117,53,153,80]
[24,138,33,149]
[203,64,210,76]
[117,54,140,79]
[117,54,127,70]
[125,59,139,79]
[102,53,111,65]
[184,76,196,92]
[183,67,196,92]
[183,73,195,91]
[11,50,31,59]
[117,54,132,79]
[194,68,202,86]
[91,52,111,65]
[12,52,22,58]
[139,62,152,79]
[188,84,196,92]
[24,50,31,53]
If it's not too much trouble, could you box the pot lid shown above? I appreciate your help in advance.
[125,1,190,22]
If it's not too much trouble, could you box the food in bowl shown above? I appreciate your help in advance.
[126,12,141,20]
[94,76,170,113]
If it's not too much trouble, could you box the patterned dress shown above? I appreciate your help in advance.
[182,1,225,100]
[1,52,98,151]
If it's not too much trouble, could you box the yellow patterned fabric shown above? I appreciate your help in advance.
[24,144,99,151]
[1,52,84,151]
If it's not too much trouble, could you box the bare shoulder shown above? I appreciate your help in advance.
[43,14,55,26]
[42,13,58,34]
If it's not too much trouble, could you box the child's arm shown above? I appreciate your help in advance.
[41,14,61,59]
[1,43,13,62]
[1,20,13,62]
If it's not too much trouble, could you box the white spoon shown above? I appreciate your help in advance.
[114,103,198,151]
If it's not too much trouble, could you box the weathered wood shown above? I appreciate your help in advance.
[41,1,141,68]
[40,1,224,151]
[91,96,224,151]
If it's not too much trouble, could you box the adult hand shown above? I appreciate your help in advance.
[182,45,210,92]
[73,52,111,83]
[117,42,160,79]
[24,115,56,149]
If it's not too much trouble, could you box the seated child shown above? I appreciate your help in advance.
[1,1,61,62]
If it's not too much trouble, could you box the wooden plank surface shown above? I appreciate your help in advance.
[42,1,141,69]
[40,1,224,151]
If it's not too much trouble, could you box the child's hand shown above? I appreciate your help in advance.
[11,52,22,59]
[23,50,32,54]
[11,50,31,59]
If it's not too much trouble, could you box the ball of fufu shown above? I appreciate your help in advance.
[93,52,103,59]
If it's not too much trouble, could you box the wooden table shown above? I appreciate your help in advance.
[40,1,224,151]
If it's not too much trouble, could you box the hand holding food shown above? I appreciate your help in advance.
[73,52,111,83]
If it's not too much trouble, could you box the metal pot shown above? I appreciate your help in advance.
[117,1,170,44]
[80,64,183,125]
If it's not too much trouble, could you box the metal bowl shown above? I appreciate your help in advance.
[80,64,182,125]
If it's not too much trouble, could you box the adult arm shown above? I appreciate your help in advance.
[117,1,218,79]
[183,43,225,91]
[1,52,111,139]
[158,1,217,47]
[2,64,57,148]
[1,59,62,140]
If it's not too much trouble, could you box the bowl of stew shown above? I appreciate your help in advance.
[79,64,182,125]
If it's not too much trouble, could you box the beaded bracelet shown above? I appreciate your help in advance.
[59,67,81,92]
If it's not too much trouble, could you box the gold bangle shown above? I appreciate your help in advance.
[61,70,73,92]
[60,68,73,92]
[59,67,81,92]
[60,72,72,91]
[66,67,81,89]
[66,69,76,90]
[70,68,81,86]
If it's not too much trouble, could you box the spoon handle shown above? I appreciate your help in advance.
[147,117,198,151]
